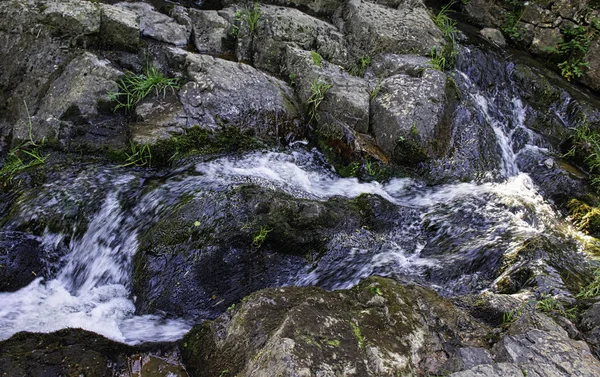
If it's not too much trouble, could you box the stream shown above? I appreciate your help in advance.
[0,46,591,345]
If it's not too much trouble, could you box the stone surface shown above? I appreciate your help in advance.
[370,69,449,163]
[179,51,303,140]
[42,0,101,37]
[336,0,444,58]
[223,0,344,17]
[235,4,348,74]
[99,4,140,49]
[189,9,232,55]
[0,232,45,292]
[116,2,190,46]
[181,277,489,377]
[131,91,188,145]
[480,28,506,47]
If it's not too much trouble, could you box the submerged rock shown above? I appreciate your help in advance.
[181,276,490,377]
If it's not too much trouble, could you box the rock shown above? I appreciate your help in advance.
[188,9,232,55]
[451,347,494,370]
[450,362,526,377]
[131,91,187,145]
[99,4,140,49]
[285,47,369,134]
[17,52,125,148]
[493,312,600,376]
[116,2,190,46]
[133,185,396,319]
[367,53,432,79]
[244,4,348,74]
[551,0,589,21]
[180,277,489,377]
[480,28,506,47]
[42,0,101,37]
[179,52,303,141]
[530,27,561,57]
[0,329,187,377]
[582,302,600,331]
[462,0,504,28]
[370,69,449,163]
[0,232,45,292]
[583,39,600,92]
[223,0,343,17]
[336,0,444,58]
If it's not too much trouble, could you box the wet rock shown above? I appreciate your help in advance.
[133,185,397,319]
[244,4,348,74]
[116,2,190,46]
[335,0,444,58]
[41,0,101,37]
[480,28,506,47]
[180,277,490,377]
[99,4,140,50]
[0,232,45,292]
[530,27,561,57]
[179,51,303,141]
[188,9,232,55]
[0,329,188,377]
[370,69,449,164]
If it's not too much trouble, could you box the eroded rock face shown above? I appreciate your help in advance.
[181,277,490,377]
[0,232,45,292]
[116,2,190,46]
[336,0,444,58]
[371,69,449,163]
[179,52,303,140]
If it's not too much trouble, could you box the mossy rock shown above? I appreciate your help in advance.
[181,276,489,377]
[569,198,600,237]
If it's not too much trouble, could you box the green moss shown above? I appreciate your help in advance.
[326,339,340,347]
[568,198,600,236]
[350,321,365,349]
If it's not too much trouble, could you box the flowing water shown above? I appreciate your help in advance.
[0,47,589,344]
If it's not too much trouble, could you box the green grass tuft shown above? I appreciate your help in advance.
[109,65,179,111]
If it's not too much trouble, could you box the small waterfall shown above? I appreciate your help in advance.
[0,46,589,344]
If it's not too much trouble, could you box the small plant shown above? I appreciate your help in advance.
[0,102,48,185]
[234,3,261,37]
[350,322,365,348]
[370,77,383,99]
[311,51,323,67]
[551,20,600,81]
[364,159,380,177]
[349,55,371,76]
[577,269,600,299]
[564,122,600,190]
[289,73,297,87]
[307,78,333,121]
[501,10,526,41]
[433,2,458,42]
[120,141,152,167]
[501,305,524,326]
[252,226,272,248]
[429,47,447,71]
[109,65,179,111]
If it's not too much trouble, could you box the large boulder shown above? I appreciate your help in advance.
[116,2,190,46]
[0,232,46,292]
[223,0,344,17]
[132,184,397,319]
[237,4,349,74]
[335,0,444,58]
[41,0,102,37]
[178,51,303,141]
[181,277,490,377]
[370,69,450,163]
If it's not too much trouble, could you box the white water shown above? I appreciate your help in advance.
[0,68,581,344]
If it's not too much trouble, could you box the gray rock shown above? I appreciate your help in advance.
[41,0,101,37]
[583,39,600,92]
[189,9,231,55]
[490,312,600,376]
[181,277,490,377]
[581,302,600,331]
[480,28,506,47]
[368,53,432,79]
[116,2,190,46]
[336,0,444,57]
[131,91,187,145]
[13,52,122,144]
[462,0,504,28]
[452,347,493,370]
[99,4,139,49]
[285,47,369,135]
[370,69,448,163]
[530,27,561,57]
[450,363,526,377]
[223,0,343,17]
[179,51,303,140]
[238,4,348,74]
